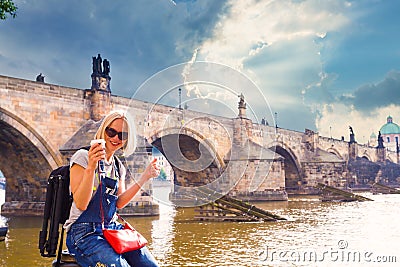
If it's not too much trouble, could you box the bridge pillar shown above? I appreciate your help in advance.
[376,147,386,162]
[86,90,112,121]
[229,95,287,201]
[348,142,358,160]
[303,129,317,152]
[233,118,253,146]
[86,54,112,121]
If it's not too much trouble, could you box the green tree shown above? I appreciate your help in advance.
[0,0,17,20]
[157,168,167,180]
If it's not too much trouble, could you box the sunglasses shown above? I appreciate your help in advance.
[105,127,128,140]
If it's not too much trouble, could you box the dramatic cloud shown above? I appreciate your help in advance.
[0,0,227,93]
[189,0,352,130]
[190,0,400,135]
[317,71,400,142]
[349,71,400,112]
[1,0,399,138]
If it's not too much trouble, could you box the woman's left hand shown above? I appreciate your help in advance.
[143,158,160,181]
[117,158,161,208]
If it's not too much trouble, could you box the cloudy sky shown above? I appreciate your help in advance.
[1,0,399,143]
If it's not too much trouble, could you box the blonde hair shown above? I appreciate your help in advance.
[94,109,137,156]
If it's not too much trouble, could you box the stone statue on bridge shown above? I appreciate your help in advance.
[91,54,111,92]
[36,73,45,83]
[103,59,110,77]
[92,54,103,75]
[261,118,268,125]
[377,131,384,148]
[349,126,356,143]
[238,93,247,118]
[238,93,246,109]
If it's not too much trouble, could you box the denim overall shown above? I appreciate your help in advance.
[66,166,159,267]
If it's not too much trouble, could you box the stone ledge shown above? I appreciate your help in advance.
[1,201,160,217]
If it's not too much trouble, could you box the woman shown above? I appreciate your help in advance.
[64,110,160,267]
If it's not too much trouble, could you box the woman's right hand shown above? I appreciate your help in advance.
[87,142,106,170]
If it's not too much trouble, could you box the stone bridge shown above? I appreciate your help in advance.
[0,73,399,208]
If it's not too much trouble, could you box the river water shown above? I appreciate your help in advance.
[1,187,399,267]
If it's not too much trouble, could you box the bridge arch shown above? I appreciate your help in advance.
[386,155,394,163]
[147,127,224,169]
[147,127,224,191]
[268,141,303,193]
[0,108,60,202]
[326,147,343,159]
[361,155,371,161]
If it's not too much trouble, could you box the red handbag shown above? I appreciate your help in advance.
[102,215,148,254]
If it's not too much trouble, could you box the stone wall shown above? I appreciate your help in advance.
[0,75,89,166]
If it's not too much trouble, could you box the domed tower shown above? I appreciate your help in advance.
[379,115,400,152]
[369,132,377,147]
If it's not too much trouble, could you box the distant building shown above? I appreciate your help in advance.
[379,115,400,151]
[151,147,173,181]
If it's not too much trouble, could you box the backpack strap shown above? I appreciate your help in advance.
[113,155,121,179]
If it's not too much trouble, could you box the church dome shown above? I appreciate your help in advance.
[380,116,400,134]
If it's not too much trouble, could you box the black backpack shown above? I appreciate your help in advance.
[39,164,72,258]
[38,147,121,265]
